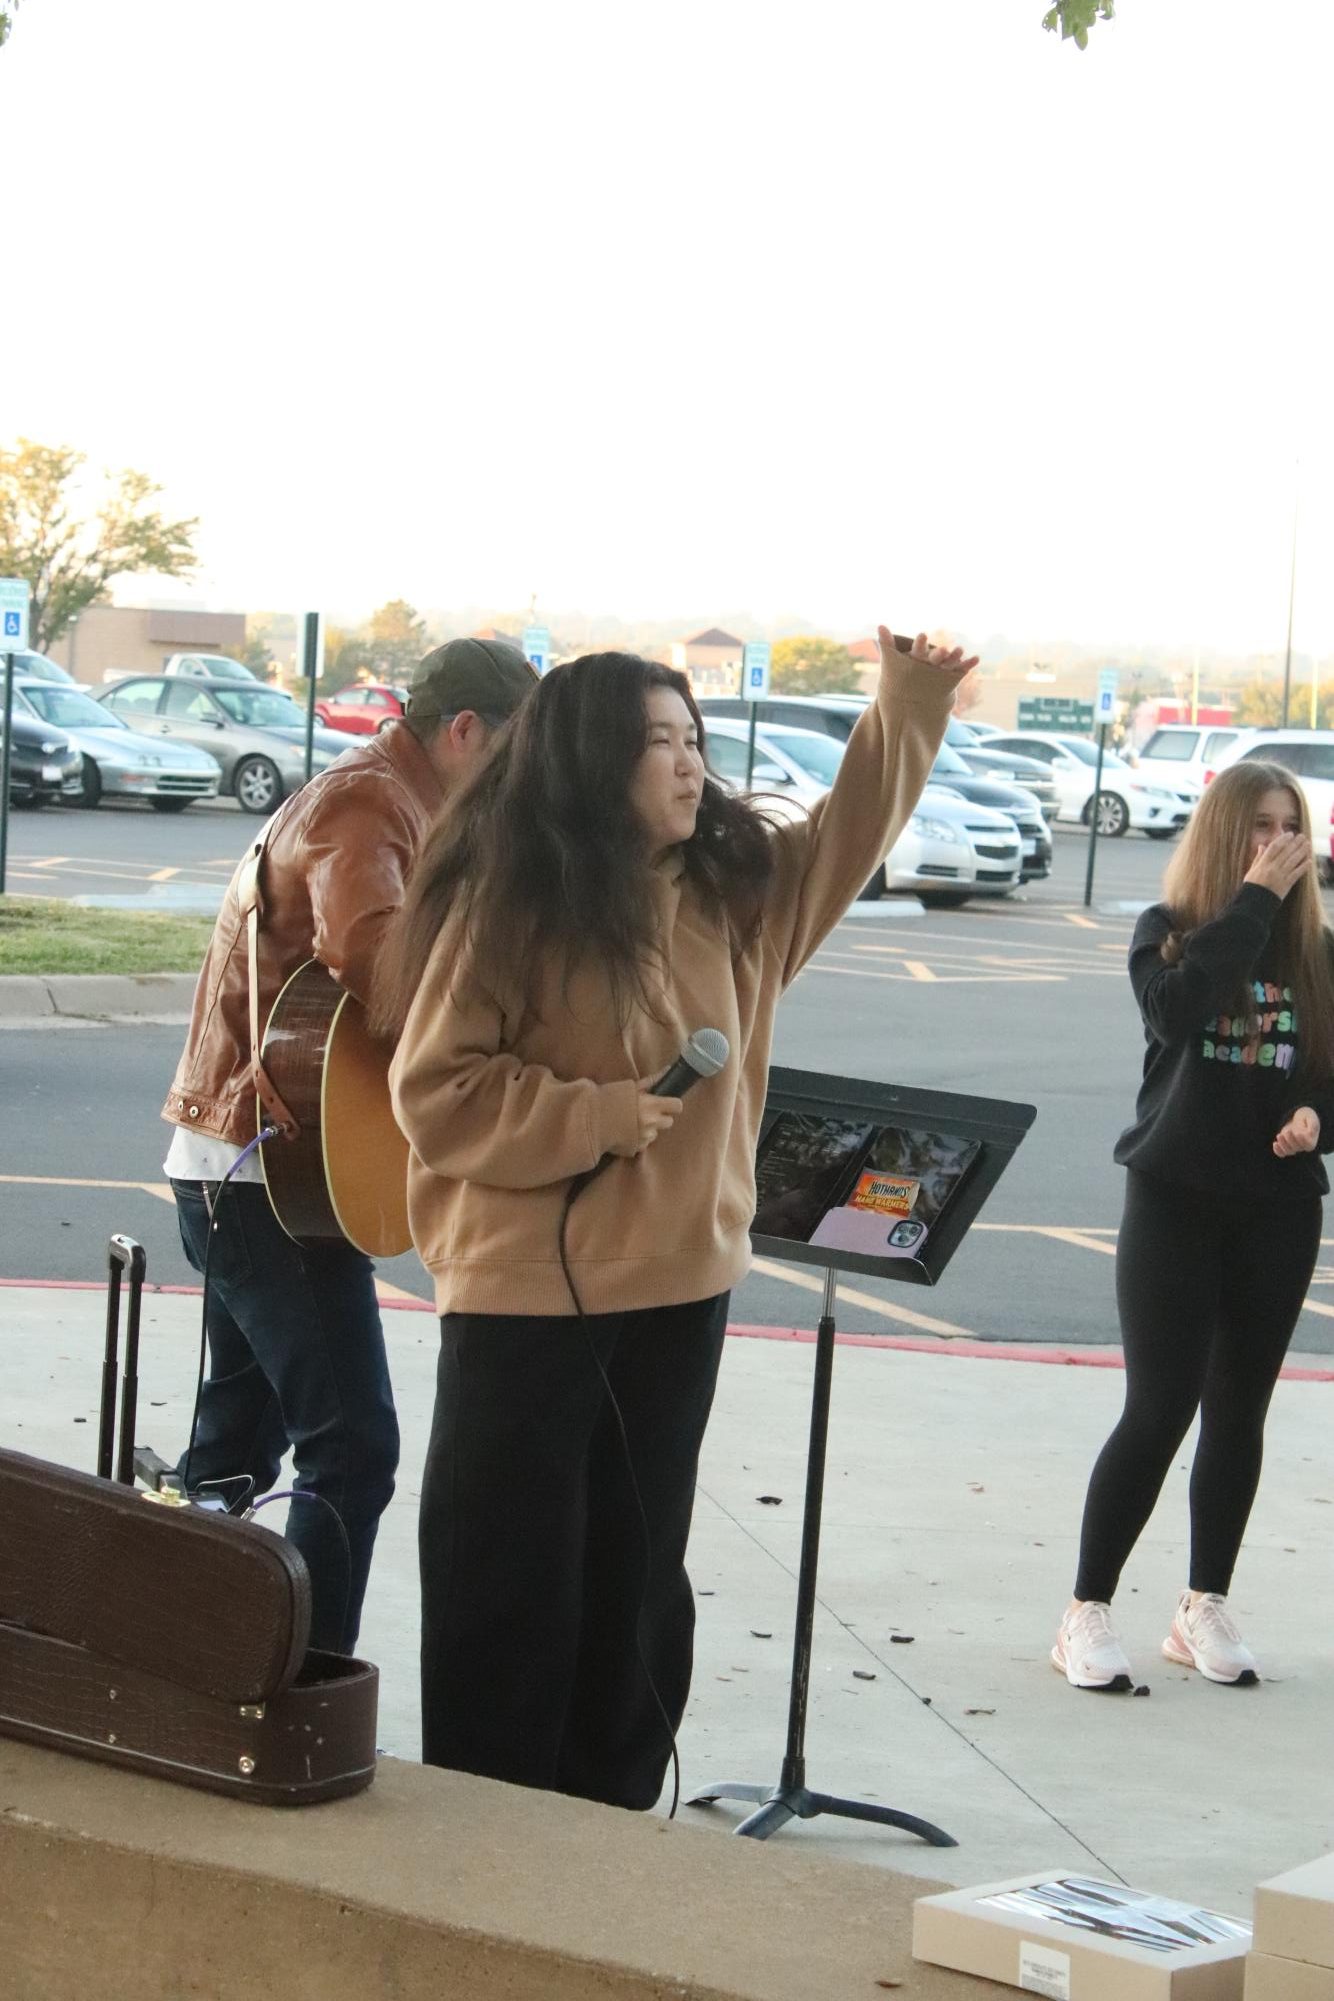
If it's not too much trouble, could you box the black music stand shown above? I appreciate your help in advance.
[687,1067,1035,1847]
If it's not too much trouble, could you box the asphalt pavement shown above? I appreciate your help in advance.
[6,822,1334,1354]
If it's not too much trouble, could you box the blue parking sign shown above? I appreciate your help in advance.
[742,641,771,701]
[0,579,29,651]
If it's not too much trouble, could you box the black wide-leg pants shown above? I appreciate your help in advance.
[418,1293,729,1809]
[1074,1170,1320,1603]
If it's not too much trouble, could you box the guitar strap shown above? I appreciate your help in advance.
[234,833,302,1139]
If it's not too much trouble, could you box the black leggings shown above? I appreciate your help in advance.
[1074,1170,1320,1603]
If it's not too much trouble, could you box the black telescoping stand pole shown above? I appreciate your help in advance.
[687,1265,956,1847]
[98,1235,146,1486]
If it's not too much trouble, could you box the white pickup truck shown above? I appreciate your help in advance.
[103,652,258,686]
[1131,723,1241,791]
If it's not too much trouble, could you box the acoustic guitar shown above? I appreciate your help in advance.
[258,959,412,1258]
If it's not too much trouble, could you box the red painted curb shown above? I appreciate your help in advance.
[4,1280,1333,1381]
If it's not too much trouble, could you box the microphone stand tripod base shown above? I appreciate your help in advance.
[687,1778,956,1846]
[686,1268,957,1852]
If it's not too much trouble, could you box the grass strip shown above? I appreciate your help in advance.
[0,898,212,976]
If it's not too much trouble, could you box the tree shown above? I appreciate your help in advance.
[0,2,20,49]
[1042,0,1114,50]
[0,440,199,651]
[366,599,429,679]
[1234,677,1334,729]
[220,632,276,678]
[771,636,862,696]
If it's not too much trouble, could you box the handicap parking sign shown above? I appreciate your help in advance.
[0,579,29,651]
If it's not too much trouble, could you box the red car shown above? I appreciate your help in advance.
[313,683,409,734]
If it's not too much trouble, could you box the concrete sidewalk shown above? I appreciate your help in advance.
[0,971,196,1024]
[2,1278,1331,1919]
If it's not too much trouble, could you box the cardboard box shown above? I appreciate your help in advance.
[1253,1853,1334,1971]
[1245,1950,1334,2000]
[913,1872,1250,2000]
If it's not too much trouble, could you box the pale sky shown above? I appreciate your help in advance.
[3,0,1333,654]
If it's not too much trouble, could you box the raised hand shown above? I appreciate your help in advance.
[1274,1106,1321,1158]
[1244,830,1311,901]
[880,623,979,689]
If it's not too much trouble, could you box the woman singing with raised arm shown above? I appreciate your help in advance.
[375,625,974,1806]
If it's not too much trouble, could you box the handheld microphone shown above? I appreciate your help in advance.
[652,1027,730,1101]
[565,1029,731,1203]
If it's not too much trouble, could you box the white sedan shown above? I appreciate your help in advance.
[982,731,1192,839]
[702,717,1023,905]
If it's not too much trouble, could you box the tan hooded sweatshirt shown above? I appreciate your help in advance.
[389,652,955,1317]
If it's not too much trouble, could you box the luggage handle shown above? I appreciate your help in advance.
[99,1235,147,1487]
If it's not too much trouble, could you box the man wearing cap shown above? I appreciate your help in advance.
[158,638,538,1652]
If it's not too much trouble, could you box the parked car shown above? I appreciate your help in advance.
[13,677,221,811]
[702,717,1023,905]
[101,653,261,688]
[163,653,261,682]
[97,676,349,814]
[981,731,1192,838]
[1209,730,1334,871]
[913,742,1052,881]
[953,718,1003,739]
[0,709,83,805]
[696,696,1055,873]
[943,717,1062,812]
[1130,723,1240,792]
[4,649,76,685]
[314,682,409,734]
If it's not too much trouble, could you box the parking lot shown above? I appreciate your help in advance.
[6,809,1334,1358]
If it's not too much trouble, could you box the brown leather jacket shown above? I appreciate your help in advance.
[162,721,445,1145]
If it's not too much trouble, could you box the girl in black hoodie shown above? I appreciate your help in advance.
[1053,760,1334,1692]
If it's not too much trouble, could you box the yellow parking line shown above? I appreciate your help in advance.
[904,960,938,983]
[752,1256,977,1339]
[148,867,181,882]
[1064,913,1099,929]
[0,1173,174,1204]
[24,856,69,868]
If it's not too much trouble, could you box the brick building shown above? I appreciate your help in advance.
[44,605,247,686]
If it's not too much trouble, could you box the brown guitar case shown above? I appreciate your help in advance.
[0,1447,379,1805]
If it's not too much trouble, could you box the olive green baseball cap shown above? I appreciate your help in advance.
[406,636,539,725]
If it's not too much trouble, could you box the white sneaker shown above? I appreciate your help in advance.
[1161,1592,1259,1686]
[1051,1600,1134,1692]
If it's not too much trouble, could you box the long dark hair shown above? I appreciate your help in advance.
[373,652,775,1032]
[1161,759,1334,1080]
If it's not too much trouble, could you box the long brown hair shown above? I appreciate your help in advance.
[373,651,775,1034]
[1161,759,1334,1079]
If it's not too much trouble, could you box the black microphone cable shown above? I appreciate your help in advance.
[557,1177,684,1818]
[554,1028,730,1820]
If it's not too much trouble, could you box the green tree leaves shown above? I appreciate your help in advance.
[0,440,199,651]
[771,636,863,695]
[1042,0,1114,51]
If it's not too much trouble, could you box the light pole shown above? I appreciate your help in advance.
[66,614,80,682]
[1280,478,1299,729]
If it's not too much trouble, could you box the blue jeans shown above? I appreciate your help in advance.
[170,1178,399,1653]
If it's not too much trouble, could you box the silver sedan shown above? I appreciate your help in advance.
[96,676,350,814]
[14,678,221,812]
